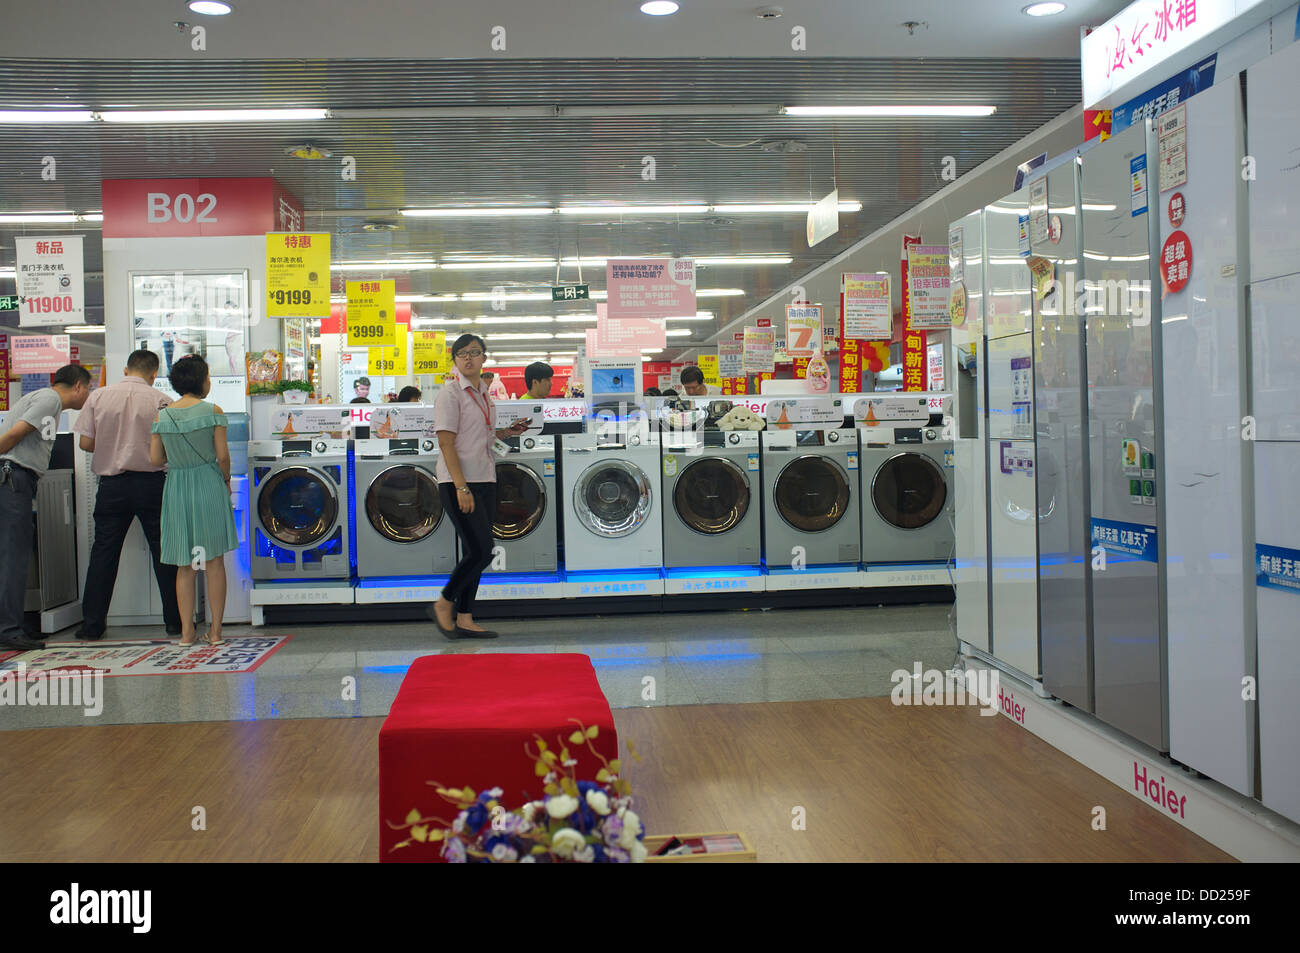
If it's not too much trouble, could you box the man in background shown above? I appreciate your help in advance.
[350,377,372,404]
[482,371,510,400]
[74,349,183,641]
[680,365,720,397]
[0,365,92,650]
[523,362,553,399]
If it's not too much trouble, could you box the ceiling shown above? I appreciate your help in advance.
[0,2,1113,363]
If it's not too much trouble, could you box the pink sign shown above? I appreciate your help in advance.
[605,258,696,321]
[595,301,665,352]
[9,334,71,373]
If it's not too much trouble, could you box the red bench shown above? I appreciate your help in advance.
[379,653,619,862]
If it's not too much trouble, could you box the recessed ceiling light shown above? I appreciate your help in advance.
[640,1,679,15]
[1022,2,1066,15]
[285,143,331,159]
[188,1,233,15]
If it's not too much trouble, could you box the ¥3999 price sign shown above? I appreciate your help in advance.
[346,280,396,347]
[266,232,330,318]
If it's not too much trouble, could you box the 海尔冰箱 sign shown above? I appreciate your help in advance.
[551,284,589,301]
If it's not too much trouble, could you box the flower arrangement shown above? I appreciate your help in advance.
[389,720,644,863]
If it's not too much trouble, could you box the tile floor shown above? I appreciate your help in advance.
[0,603,958,730]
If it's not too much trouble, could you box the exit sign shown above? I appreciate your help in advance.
[551,284,589,301]
[0,295,18,311]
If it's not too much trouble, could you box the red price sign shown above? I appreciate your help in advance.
[1168,192,1186,227]
[1160,230,1193,294]
[24,296,75,314]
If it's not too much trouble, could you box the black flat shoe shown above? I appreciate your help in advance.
[454,627,499,640]
[427,603,458,638]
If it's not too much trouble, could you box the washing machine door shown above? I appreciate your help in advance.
[258,465,339,546]
[365,464,442,543]
[870,452,948,530]
[674,457,750,534]
[774,454,851,532]
[573,458,652,538]
[495,461,546,540]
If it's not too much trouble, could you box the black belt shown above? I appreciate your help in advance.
[1,460,39,481]
[101,470,165,478]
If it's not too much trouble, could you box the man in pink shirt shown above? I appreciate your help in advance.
[73,349,183,640]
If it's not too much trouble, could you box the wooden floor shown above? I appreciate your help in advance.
[0,699,1232,862]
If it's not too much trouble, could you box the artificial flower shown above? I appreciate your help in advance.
[629,841,648,863]
[546,794,579,819]
[491,843,519,863]
[443,838,467,863]
[551,828,585,858]
[573,845,595,863]
[618,810,642,849]
[586,790,611,815]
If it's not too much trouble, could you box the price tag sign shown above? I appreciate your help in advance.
[412,330,447,375]
[346,280,396,347]
[15,236,84,327]
[369,328,407,375]
[266,233,330,318]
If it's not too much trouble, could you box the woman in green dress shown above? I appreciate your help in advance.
[149,355,239,647]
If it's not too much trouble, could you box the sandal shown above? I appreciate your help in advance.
[204,629,226,647]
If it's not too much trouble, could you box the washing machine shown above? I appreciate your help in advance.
[661,430,761,568]
[486,435,559,573]
[561,431,662,571]
[859,426,953,564]
[353,437,455,578]
[761,428,861,569]
[249,439,352,580]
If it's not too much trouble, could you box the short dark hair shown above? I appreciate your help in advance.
[397,386,422,402]
[524,362,553,389]
[355,377,371,389]
[53,364,92,388]
[680,366,704,386]
[450,333,487,359]
[660,388,679,397]
[169,355,209,397]
[644,386,662,397]
[481,371,495,380]
[127,349,160,374]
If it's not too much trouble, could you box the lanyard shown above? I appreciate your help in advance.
[465,383,492,429]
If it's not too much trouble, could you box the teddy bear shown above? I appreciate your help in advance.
[717,405,766,431]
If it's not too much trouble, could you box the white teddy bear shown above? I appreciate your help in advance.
[717,405,766,431]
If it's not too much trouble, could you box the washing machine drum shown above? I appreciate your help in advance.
[495,461,546,541]
[774,455,850,532]
[674,457,750,534]
[365,464,442,543]
[574,459,652,538]
[258,465,339,546]
[871,452,948,530]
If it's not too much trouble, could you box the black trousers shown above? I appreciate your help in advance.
[81,471,181,634]
[439,482,497,614]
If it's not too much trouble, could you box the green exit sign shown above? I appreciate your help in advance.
[551,284,589,301]
[0,295,18,311]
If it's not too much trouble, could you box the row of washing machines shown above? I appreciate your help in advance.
[245,424,953,585]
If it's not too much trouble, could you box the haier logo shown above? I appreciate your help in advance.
[1134,763,1187,819]
[50,884,151,933]
[998,687,1026,724]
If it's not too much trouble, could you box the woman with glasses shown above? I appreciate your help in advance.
[429,334,531,639]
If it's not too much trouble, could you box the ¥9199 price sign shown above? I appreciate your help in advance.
[266,232,331,319]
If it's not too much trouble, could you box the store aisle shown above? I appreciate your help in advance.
[0,605,957,730]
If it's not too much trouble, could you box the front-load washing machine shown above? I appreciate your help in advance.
[486,435,559,573]
[859,426,954,563]
[561,431,662,571]
[353,437,455,578]
[662,430,761,568]
[761,428,861,569]
[249,439,352,580]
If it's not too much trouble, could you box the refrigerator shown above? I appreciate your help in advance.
[1247,37,1300,824]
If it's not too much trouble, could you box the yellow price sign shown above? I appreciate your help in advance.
[266,233,331,318]
[412,330,447,375]
[369,328,408,375]
[346,280,396,347]
[699,353,719,386]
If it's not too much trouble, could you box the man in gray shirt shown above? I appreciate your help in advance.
[0,364,92,650]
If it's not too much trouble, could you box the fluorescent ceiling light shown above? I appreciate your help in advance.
[332,260,437,271]
[555,314,598,322]
[0,111,94,123]
[79,212,103,222]
[712,202,862,214]
[1023,2,1066,16]
[400,207,556,218]
[664,315,713,321]
[696,256,793,266]
[559,258,607,267]
[0,213,79,223]
[783,105,996,118]
[461,292,554,302]
[441,259,556,270]
[641,1,679,14]
[554,332,590,339]
[411,318,471,326]
[189,0,233,13]
[558,205,709,216]
[101,109,327,123]
[696,289,745,297]
[0,268,14,277]
[64,326,105,333]
[666,329,693,337]
[397,294,457,303]
[473,316,555,325]
[485,333,555,340]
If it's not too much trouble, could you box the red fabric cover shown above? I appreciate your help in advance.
[379,653,618,862]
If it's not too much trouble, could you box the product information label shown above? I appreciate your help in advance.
[1130,154,1149,217]
[1256,544,1300,595]
[1092,517,1157,562]
[266,232,330,318]
[1157,103,1188,192]
[15,236,84,327]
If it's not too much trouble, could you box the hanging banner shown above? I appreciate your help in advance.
[907,245,951,329]
[948,227,965,284]
[838,334,860,394]
[15,236,84,327]
[595,301,665,352]
[0,345,8,412]
[806,188,839,248]
[605,258,696,322]
[346,280,396,347]
[842,273,891,339]
[370,327,408,376]
[9,334,71,374]
[785,304,823,359]
[698,354,720,386]
[718,341,744,378]
[743,327,775,374]
[901,235,925,393]
[412,330,447,375]
[266,232,331,318]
